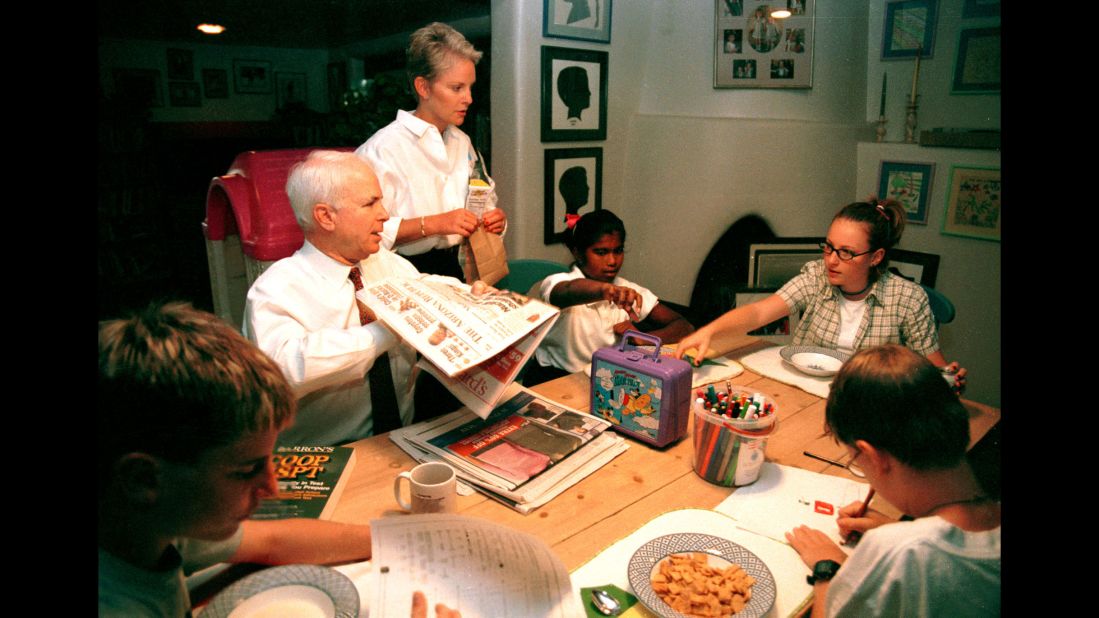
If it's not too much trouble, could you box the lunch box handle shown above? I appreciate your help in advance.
[617,330,664,361]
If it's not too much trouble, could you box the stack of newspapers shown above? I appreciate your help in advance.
[390,383,630,513]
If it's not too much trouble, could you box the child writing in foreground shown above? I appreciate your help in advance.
[525,209,694,385]
[99,302,458,617]
[784,344,999,617]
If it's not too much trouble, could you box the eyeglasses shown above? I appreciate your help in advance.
[820,241,873,262]
[846,450,866,478]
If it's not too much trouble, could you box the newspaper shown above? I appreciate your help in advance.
[357,278,560,418]
[389,384,630,513]
[369,514,584,618]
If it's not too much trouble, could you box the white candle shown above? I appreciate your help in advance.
[910,46,921,105]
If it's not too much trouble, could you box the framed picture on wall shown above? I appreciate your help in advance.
[541,46,608,142]
[202,68,228,98]
[888,249,939,288]
[113,68,163,108]
[167,48,194,80]
[544,147,602,245]
[713,0,815,89]
[168,81,201,107]
[544,0,612,43]
[276,72,307,109]
[878,160,935,225]
[951,27,1000,94]
[233,59,272,94]
[941,166,1000,242]
[735,288,798,345]
[881,0,938,59]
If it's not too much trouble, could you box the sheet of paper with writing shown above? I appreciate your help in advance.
[370,514,585,618]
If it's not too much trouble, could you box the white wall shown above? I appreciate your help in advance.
[492,0,873,297]
[856,143,999,406]
[492,0,1000,406]
[865,0,1000,129]
[99,38,330,121]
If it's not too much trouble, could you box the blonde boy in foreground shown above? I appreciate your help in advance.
[98,302,456,617]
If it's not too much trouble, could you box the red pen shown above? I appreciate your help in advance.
[844,487,876,545]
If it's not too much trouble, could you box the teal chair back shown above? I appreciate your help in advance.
[497,259,570,295]
[921,285,956,325]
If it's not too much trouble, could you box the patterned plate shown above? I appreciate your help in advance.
[627,533,776,618]
[201,564,359,618]
[779,345,850,377]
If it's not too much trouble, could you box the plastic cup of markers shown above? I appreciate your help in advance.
[690,394,777,487]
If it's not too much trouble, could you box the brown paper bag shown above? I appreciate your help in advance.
[463,227,509,286]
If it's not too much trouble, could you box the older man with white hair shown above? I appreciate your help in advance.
[244,150,462,445]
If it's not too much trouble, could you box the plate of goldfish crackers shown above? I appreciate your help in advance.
[628,533,776,618]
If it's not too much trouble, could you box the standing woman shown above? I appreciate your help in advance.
[675,199,967,387]
[356,22,506,280]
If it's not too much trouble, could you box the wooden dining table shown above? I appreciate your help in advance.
[326,336,1001,572]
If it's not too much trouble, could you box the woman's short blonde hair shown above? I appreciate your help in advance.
[406,22,482,96]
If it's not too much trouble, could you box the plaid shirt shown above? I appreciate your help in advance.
[777,259,939,356]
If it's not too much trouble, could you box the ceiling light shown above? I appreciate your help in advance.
[197,23,226,35]
[771,9,791,18]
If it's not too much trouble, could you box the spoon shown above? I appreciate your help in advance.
[590,588,622,616]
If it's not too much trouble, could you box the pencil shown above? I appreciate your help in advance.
[802,450,846,468]
[844,487,876,545]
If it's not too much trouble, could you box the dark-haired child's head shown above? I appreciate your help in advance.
[99,302,296,540]
[566,209,627,283]
[826,344,968,470]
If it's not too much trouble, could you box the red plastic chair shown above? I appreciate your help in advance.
[203,147,354,327]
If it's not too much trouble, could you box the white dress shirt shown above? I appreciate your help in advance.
[356,110,497,256]
[244,241,451,445]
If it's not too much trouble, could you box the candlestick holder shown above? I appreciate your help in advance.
[876,115,887,143]
[904,97,919,144]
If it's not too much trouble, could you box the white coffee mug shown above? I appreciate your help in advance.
[393,462,457,514]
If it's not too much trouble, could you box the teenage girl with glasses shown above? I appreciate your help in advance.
[675,199,967,387]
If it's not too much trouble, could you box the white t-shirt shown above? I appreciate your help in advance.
[827,516,1001,617]
[532,266,659,373]
[836,296,867,353]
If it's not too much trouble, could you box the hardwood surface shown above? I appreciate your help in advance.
[328,341,1000,571]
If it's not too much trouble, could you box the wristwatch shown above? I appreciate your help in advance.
[806,559,841,585]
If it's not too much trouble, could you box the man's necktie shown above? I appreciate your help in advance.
[349,266,402,434]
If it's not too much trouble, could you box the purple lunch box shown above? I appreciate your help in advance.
[589,330,692,447]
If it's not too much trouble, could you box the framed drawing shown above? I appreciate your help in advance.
[951,27,1000,94]
[888,249,939,288]
[276,72,307,109]
[541,46,608,142]
[166,48,194,80]
[878,160,935,225]
[747,238,823,287]
[881,0,938,60]
[167,81,201,107]
[112,68,163,108]
[735,288,798,345]
[202,68,228,99]
[714,0,815,89]
[233,59,272,94]
[941,166,1000,242]
[544,0,612,43]
[544,147,602,245]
